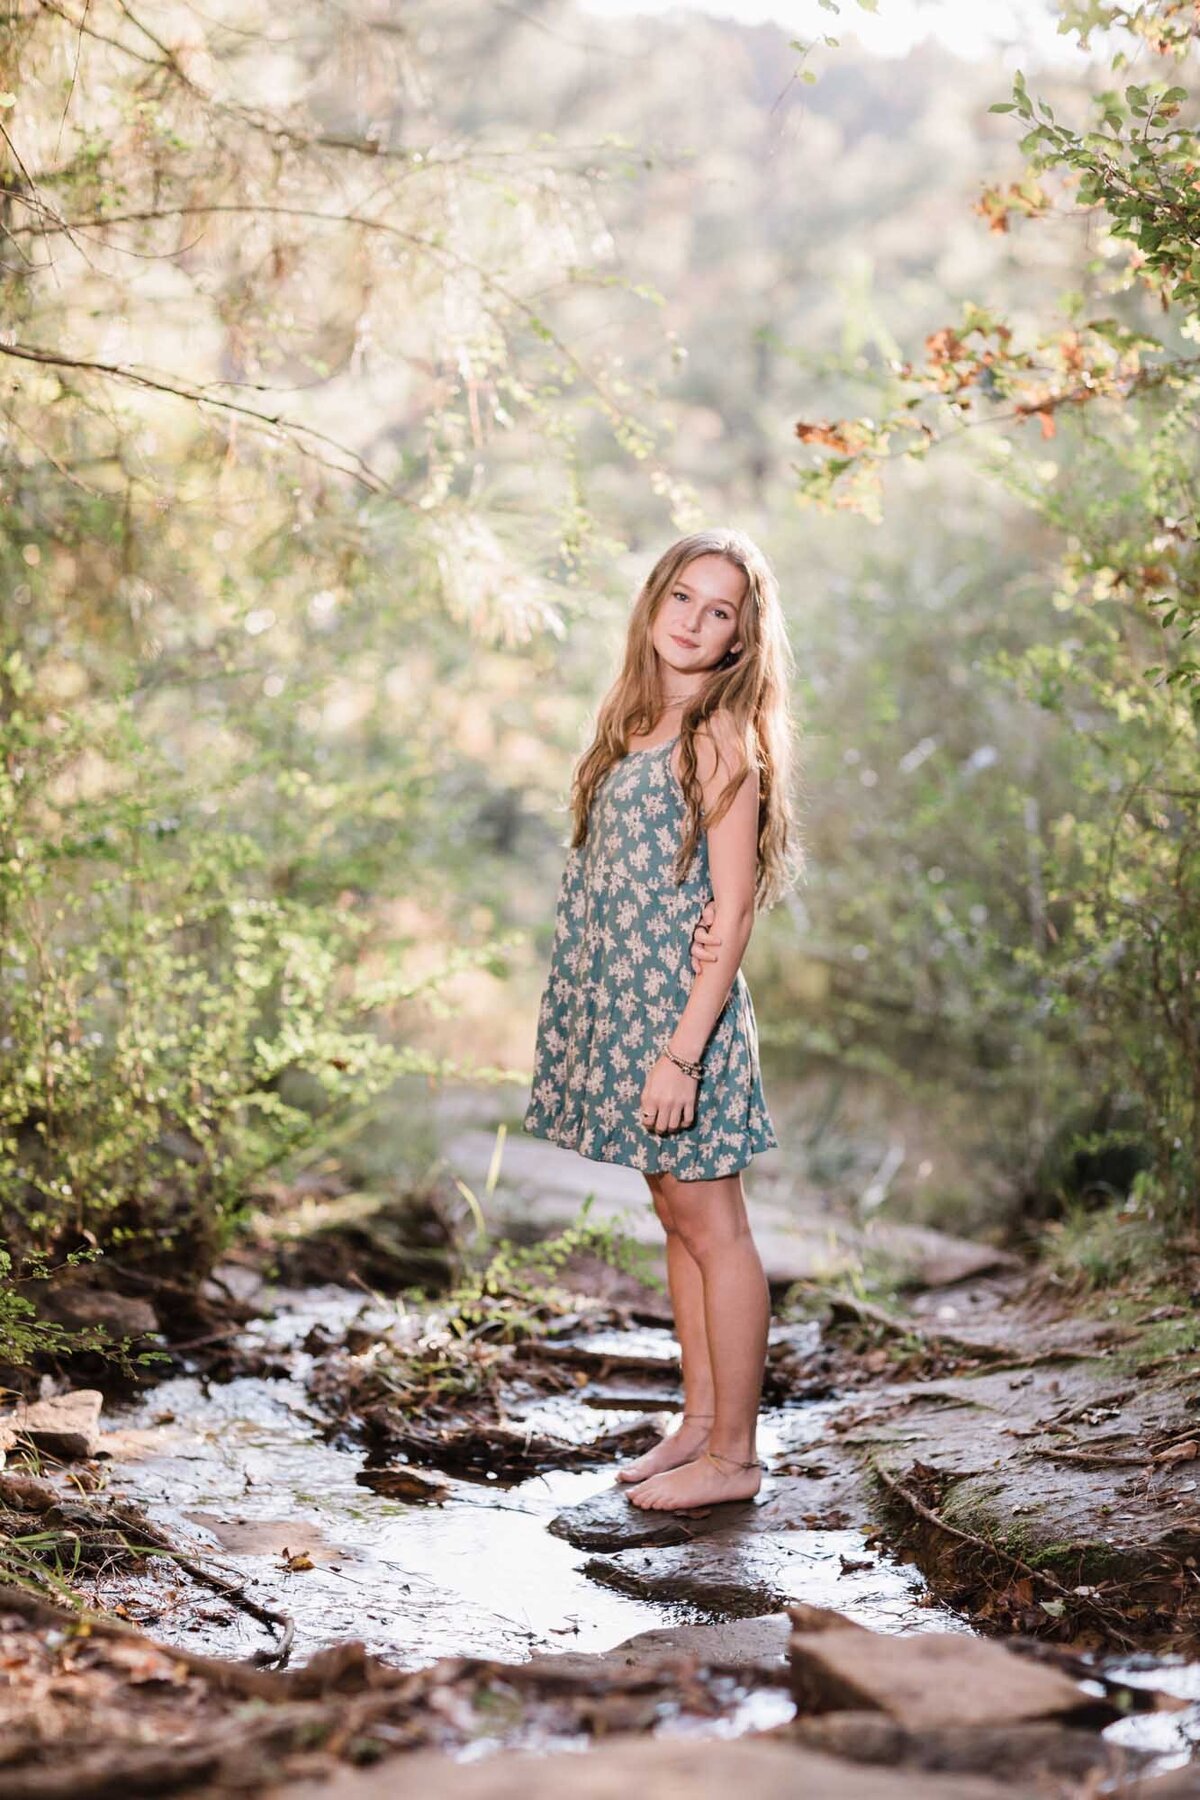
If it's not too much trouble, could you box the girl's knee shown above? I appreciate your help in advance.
[678,1208,748,1264]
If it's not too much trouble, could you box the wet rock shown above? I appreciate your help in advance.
[787,1602,868,1635]
[791,1713,1142,1783]
[516,1334,680,1379]
[584,1528,786,1619]
[788,1625,1102,1728]
[185,1512,357,1564]
[1,1390,103,1460]
[608,1611,793,1671]
[285,1731,1025,1799]
[855,1357,1200,1644]
[548,1484,699,1551]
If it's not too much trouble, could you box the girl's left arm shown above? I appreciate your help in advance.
[665,712,759,1066]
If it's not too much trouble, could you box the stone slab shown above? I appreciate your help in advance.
[273,1730,1033,1800]
[0,1389,103,1460]
[789,1627,1093,1728]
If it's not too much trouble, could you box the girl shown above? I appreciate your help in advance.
[523,528,798,1513]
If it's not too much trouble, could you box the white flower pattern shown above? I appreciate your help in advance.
[523,734,778,1178]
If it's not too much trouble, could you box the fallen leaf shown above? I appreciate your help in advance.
[355,1466,450,1503]
[1154,1440,1199,1465]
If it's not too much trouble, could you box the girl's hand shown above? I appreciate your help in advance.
[639,1054,698,1135]
[690,897,722,975]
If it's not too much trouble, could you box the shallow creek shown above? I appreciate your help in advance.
[98,1280,1200,1771]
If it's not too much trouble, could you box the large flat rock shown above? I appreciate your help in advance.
[274,1731,1032,1800]
[789,1626,1096,1728]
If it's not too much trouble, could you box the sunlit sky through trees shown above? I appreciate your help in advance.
[581,0,1074,64]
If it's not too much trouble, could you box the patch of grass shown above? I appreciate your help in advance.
[1038,1202,1173,1291]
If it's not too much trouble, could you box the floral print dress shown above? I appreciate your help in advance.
[522,733,778,1179]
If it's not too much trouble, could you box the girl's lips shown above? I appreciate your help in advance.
[670,634,699,648]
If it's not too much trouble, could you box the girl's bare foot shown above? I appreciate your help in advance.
[626,1447,763,1511]
[615,1411,714,1484]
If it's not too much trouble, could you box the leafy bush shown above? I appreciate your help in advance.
[0,671,480,1310]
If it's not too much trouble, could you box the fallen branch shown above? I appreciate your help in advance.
[103,1502,295,1667]
[1030,1446,1145,1469]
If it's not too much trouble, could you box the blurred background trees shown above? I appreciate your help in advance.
[2,0,1196,1351]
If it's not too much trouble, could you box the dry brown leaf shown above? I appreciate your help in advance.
[1153,1440,1199,1465]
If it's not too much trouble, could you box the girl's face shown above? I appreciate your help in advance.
[650,553,746,681]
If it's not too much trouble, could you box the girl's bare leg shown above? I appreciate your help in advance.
[627,1169,769,1510]
[615,1174,717,1482]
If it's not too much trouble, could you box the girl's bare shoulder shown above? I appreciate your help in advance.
[694,708,747,782]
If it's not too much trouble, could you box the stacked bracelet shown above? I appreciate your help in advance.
[662,1042,704,1080]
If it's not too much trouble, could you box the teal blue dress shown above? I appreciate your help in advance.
[523,734,778,1179]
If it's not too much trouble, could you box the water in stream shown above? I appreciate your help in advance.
[99,1280,953,1666]
[96,1279,1200,1773]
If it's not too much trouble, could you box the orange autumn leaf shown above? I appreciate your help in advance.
[794,420,862,454]
[924,327,968,364]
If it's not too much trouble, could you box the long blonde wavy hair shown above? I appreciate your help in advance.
[570,529,801,910]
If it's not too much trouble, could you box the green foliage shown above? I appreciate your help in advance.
[0,682,470,1270]
[0,1248,109,1369]
[340,1202,659,1414]
[1040,1194,1180,1290]
[789,8,1200,1227]
[0,0,679,1359]
[441,1196,661,1342]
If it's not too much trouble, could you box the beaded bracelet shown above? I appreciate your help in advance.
[662,1041,704,1080]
